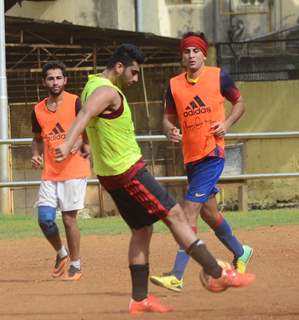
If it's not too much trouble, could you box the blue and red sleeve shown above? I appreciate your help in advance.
[164,85,177,115]
[220,70,241,104]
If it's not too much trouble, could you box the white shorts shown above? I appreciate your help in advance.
[37,178,87,212]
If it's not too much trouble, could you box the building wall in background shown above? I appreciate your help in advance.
[6,1,299,41]
[279,0,299,29]
[158,0,299,41]
[223,80,299,210]
[6,0,131,29]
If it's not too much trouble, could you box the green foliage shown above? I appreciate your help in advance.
[0,208,298,240]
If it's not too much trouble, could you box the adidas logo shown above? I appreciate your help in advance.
[47,122,66,141]
[184,96,211,117]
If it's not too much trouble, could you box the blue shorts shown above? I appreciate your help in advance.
[185,157,224,203]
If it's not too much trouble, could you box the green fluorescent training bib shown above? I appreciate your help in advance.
[81,74,142,176]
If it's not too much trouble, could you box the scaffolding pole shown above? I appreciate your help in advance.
[0,0,11,214]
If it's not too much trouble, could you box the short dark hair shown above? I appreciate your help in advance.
[106,44,145,69]
[181,32,208,45]
[42,61,67,79]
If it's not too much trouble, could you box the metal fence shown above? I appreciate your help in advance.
[1,132,299,214]
[216,39,299,81]
[1,131,299,188]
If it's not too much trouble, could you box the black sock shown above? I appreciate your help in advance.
[129,264,149,301]
[187,239,222,278]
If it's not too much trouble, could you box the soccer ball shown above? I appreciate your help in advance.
[199,259,232,293]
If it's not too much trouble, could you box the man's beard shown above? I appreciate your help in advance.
[116,77,125,89]
[49,87,63,97]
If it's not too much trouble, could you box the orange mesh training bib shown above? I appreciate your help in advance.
[34,91,90,181]
[170,66,225,164]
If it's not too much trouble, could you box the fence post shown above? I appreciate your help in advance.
[0,0,12,215]
[238,183,248,212]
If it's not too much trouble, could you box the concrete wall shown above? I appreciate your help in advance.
[279,0,299,29]
[6,0,135,30]
[234,80,299,132]
[223,80,299,210]
[6,1,299,41]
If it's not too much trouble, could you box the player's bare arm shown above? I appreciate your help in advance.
[212,96,245,137]
[70,135,83,154]
[163,108,182,143]
[79,131,91,159]
[69,132,91,155]
[31,133,43,168]
[55,86,120,161]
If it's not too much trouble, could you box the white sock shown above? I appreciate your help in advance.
[57,246,68,258]
[71,259,81,270]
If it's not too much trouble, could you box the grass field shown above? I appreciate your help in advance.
[0,208,299,240]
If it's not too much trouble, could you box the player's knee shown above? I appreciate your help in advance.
[166,204,186,225]
[185,201,201,215]
[132,225,153,240]
[200,208,209,221]
[62,212,77,228]
[39,220,59,237]
[38,206,58,237]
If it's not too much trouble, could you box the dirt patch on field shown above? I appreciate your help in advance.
[0,225,299,320]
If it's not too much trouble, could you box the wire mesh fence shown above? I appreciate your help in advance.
[216,38,299,81]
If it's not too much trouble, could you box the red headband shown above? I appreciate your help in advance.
[180,36,208,57]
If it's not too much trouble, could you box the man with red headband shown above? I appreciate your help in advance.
[150,32,253,292]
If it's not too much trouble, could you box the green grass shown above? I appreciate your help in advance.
[0,208,299,240]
